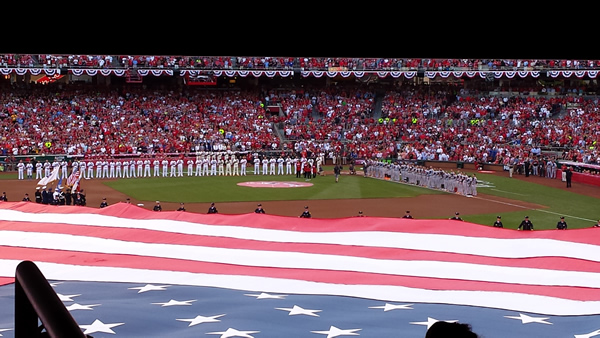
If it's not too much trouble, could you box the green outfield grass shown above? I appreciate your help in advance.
[468,173,599,230]
[103,169,600,230]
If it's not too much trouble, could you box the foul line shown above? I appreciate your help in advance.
[489,188,529,196]
[470,195,596,222]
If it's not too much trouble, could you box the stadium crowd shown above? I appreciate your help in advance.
[2,54,600,71]
[1,79,599,173]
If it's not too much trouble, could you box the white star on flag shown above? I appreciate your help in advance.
[244,292,286,299]
[176,314,225,327]
[79,319,124,335]
[410,317,458,329]
[504,313,552,324]
[275,305,322,316]
[311,325,361,337]
[369,303,414,311]
[206,327,260,337]
[57,293,80,302]
[65,303,100,311]
[128,284,170,293]
[0,328,13,337]
[575,329,600,338]
[152,299,196,307]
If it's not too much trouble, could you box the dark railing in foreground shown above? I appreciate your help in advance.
[15,260,88,338]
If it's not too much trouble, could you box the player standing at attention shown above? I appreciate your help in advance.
[225,154,233,176]
[254,155,261,175]
[153,157,160,177]
[162,156,169,177]
[286,155,293,175]
[232,155,240,176]
[123,158,130,178]
[187,156,195,176]
[35,160,43,179]
[115,158,122,178]
[17,160,25,180]
[277,155,285,175]
[262,156,269,176]
[240,156,248,176]
[177,156,184,177]
[144,156,152,177]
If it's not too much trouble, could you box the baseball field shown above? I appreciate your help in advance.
[2,165,599,230]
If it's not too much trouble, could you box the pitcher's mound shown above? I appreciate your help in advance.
[237,181,313,188]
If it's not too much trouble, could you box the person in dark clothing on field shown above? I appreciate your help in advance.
[71,189,78,205]
[42,187,50,204]
[449,212,463,221]
[65,188,72,205]
[35,187,42,203]
[299,205,312,218]
[79,190,87,206]
[333,164,341,183]
[565,166,573,188]
[73,192,81,206]
[493,215,503,228]
[57,189,66,205]
[254,203,265,214]
[73,192,82,206]
[207,202,218,214]
[556,216,568,230]
[518,216,534,230]
[402,210,414,219]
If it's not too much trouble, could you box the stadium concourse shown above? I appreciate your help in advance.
[1,166,597,219]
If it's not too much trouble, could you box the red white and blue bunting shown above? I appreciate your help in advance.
[1,68,598,79]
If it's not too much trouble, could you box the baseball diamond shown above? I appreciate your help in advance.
[2,166,599,226]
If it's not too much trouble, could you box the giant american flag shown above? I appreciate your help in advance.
[1,201,600,338]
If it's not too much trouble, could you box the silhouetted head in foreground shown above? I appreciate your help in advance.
[425,321,479,338]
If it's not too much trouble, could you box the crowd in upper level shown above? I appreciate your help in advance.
[1,53,600,72]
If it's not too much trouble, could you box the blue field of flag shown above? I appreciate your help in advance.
[1,281,600,338]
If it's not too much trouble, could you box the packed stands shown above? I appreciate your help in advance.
[1,54,599,177]
[1,54,600,71]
